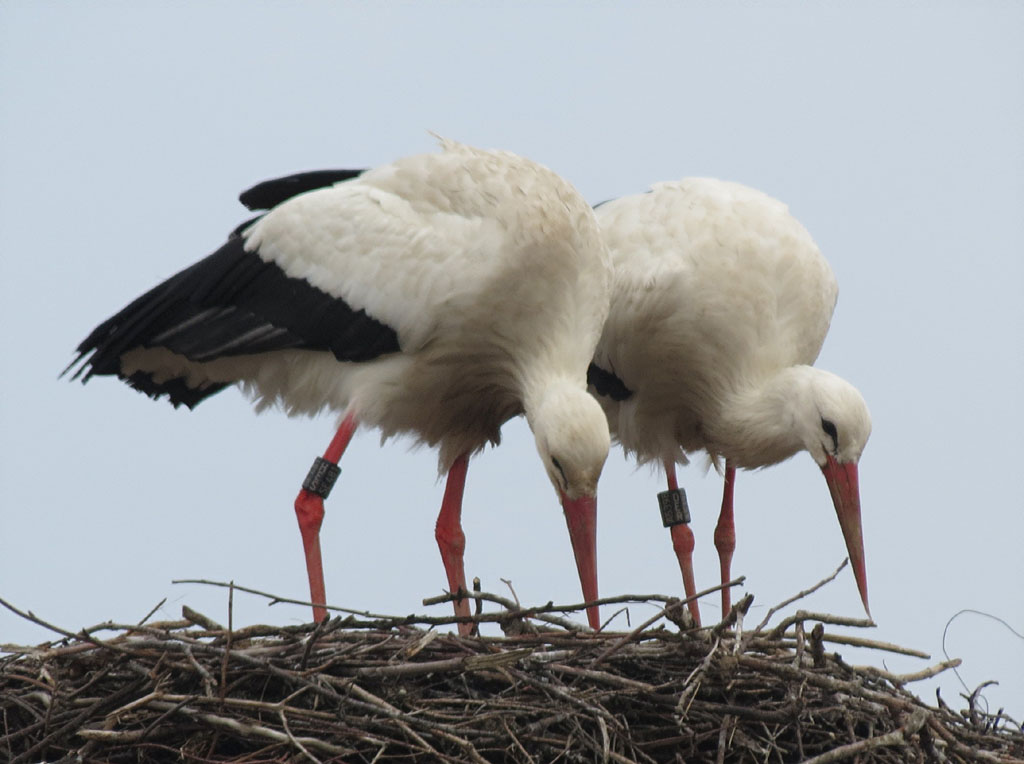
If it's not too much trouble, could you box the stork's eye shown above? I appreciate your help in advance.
[551,456,568,487]
[821,418,839,453]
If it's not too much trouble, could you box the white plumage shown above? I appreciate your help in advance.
[73,139,612,630]
[589,178,871,622]
[122,142,610,470]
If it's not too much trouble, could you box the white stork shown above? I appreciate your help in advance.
[68,139,612,632]
[588,178,871,624]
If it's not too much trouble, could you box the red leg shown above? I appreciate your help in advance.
[713,461,737,620]
[665,459,701,626]
[435,454,472,636]
[294,411,358,622]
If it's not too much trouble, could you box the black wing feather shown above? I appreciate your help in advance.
[587,363,633,401]
[70,234,401,408]
[239,169,366,211]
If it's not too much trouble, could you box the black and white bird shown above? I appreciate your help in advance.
[68,139,613,632]
[588,178,871,624]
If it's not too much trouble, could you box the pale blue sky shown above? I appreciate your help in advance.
[2,2,1021,715]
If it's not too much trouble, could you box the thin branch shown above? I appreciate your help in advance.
[173,578,397,619]
[136,598,167,627]
[858,659,962,686]
[589,577,746,667]
[799,631,930,659]
[753,558,851,634]
[182,605,224,631]
[590,600,687,667]
[280,709,324,764]
[768,610,877,641]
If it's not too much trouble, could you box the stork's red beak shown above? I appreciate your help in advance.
[560,492,600,630]
[820,454,869,616]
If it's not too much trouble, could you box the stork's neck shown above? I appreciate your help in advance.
[709,366,817,469]
[521,373,583,428]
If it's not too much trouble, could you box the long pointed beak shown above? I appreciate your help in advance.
[820,455,869,616]
[560,492,600,630]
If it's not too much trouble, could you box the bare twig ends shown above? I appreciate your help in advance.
[753,558,851,634]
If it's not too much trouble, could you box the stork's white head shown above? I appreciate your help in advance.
[527,380,611,629]
[790,368,872,615]
[793,369,872,469]
[529,381,611,502]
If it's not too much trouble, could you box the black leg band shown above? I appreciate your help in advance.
[657,487,691,527]
[302,457,341,499]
